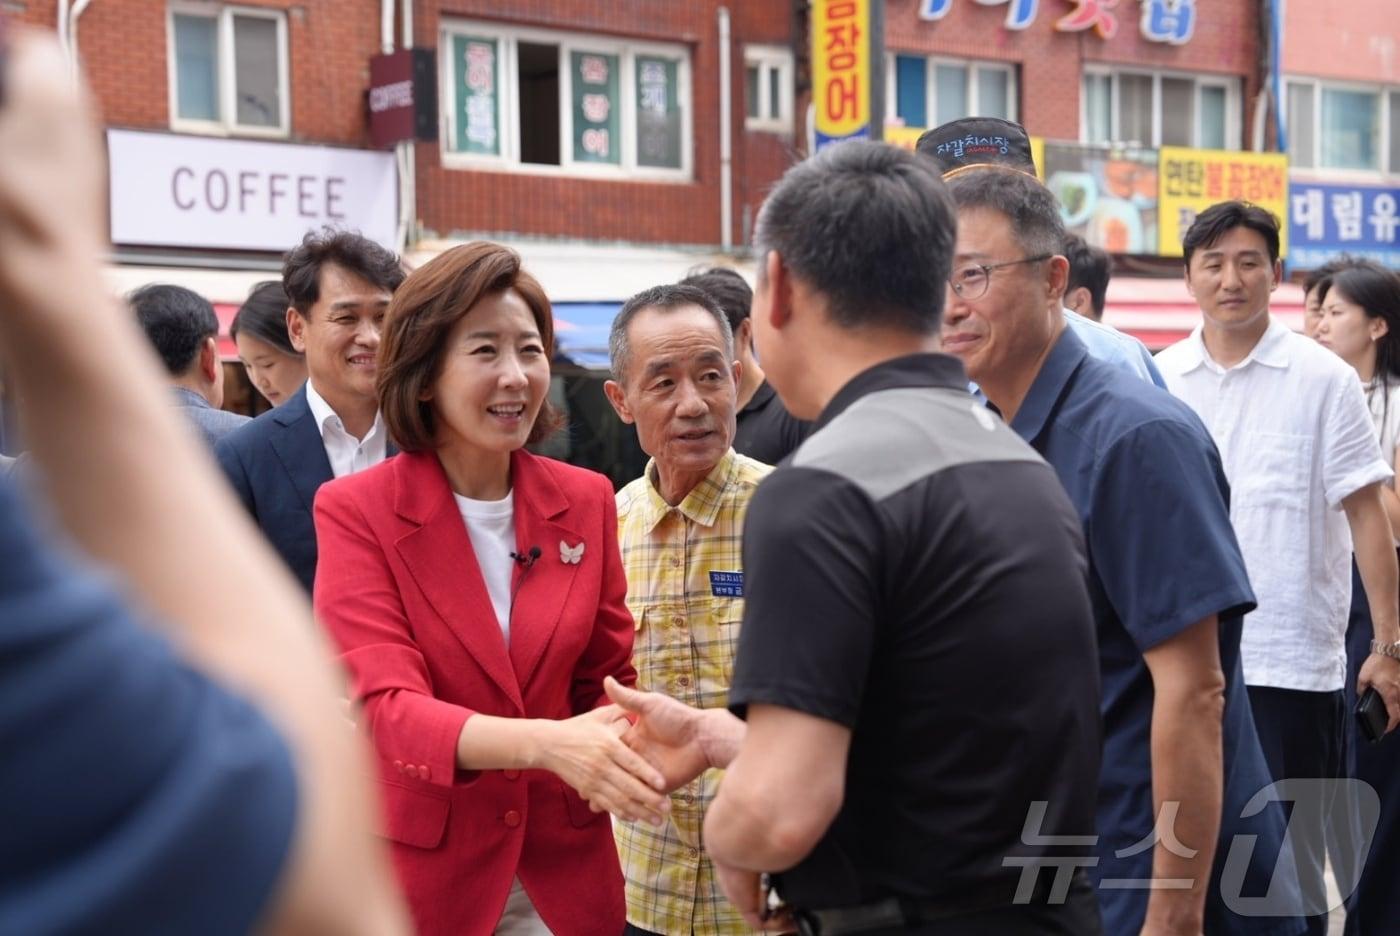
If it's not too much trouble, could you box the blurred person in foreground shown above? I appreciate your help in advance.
[604,283,772,936]
[679,267,810,464]
[129,283,250,447]
[0,28,408,934]
[231,279,307,407]
[610,141,1104,934]
[313,241,666,936]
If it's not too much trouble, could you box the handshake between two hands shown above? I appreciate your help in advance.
[543,677,713,826]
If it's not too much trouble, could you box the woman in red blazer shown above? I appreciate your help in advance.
[313,243,667,936]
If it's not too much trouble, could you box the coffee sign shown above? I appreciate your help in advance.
[107,129,398,251]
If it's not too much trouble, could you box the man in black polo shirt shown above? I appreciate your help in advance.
[680,266,811,464]
[606,141,1103,935]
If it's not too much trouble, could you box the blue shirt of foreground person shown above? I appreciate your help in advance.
[0,478,298,934]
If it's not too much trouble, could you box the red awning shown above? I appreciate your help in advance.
[210,303,238,358]
[215,278,1308,361]
[215,303,240,360]
[1103,277,1305,352]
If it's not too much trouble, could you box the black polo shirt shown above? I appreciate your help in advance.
[733,380,811,465]
[729,353,1102,911]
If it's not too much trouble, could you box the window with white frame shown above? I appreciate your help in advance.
[1287,79,1400,174]
[441,22,692,179]
[887,55,1016,129]
[744,45,793,133]
[169,4,289,136]
[1081,69,1237,150]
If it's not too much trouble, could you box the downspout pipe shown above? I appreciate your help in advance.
[718,7,733,251]
[57,0,71,60]
[69,0,95,77]
[395,1,416,255]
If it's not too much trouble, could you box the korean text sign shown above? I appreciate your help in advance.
[1158,147,1288,258]
[813,0,872,150]
[1289,182,1400,271]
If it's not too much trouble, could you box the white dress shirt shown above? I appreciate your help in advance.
[304,380,388,480]
[1156,318,1391,691]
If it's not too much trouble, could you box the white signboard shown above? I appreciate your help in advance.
[107,130,398,251]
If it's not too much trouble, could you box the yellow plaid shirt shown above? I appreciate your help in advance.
[615,449,772,936]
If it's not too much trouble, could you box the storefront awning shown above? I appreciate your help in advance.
[1103,277,1305,352]
[142,263,1313,365]
[214,299,624,367]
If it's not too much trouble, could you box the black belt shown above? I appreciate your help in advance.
[790,870,1085,936]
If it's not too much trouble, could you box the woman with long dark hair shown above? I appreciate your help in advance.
[1314,259,1400,934]
[230,280,307,406]
[1316,262,1400,525]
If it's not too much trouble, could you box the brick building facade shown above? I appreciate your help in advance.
[1279,0,1400,270]
[881,0,1261,152]
[12,0,1268,256]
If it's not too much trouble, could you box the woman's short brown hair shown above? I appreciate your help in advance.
[378,241,562,452]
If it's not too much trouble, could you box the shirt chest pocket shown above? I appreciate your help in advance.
[1231,432,1314,510]
[634,599,744,704]
[697,597,744,706]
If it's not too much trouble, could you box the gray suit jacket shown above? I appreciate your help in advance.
[172,387,251,448]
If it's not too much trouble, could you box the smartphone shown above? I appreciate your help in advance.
[1356,687,1388,744]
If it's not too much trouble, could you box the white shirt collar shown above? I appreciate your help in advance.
[304,379,384,443]
[304,380,388,479]
[1182,316,1293,375]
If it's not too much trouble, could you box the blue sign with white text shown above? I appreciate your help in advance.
[709,571,744,598]
[1289,181,1400,271]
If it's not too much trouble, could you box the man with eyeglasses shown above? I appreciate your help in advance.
[939,167,1304,936]
[916,119,1166,389]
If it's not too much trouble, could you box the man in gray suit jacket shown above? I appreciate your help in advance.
[130,284,249,448]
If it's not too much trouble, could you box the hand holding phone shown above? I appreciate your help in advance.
[1357,687,1388,744]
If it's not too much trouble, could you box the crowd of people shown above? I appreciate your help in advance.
[4,25,1400,936]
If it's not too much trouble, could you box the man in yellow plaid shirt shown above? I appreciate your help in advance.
[605,283,773,936]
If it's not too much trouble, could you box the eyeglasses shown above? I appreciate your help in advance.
[948,255,1052,301]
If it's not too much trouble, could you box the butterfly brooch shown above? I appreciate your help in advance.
[560,540,585,565]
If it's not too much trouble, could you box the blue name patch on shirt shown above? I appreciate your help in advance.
[709,571,744,597]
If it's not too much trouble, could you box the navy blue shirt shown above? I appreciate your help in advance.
[0,479,298,934]
[1010,328,1303,936]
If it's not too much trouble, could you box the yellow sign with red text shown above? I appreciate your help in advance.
[812,0,872,148]
[1158,147,1289,257]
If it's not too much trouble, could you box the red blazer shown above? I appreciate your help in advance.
[313,448,636,936]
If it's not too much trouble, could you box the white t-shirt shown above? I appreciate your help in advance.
[1156,318,1392,691]
[1366,377,1400,546]
[304,380,389,479]
[453,490,517,642]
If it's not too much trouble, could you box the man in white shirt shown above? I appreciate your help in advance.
[1155,201,1400,934]
[216,229,404,592]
